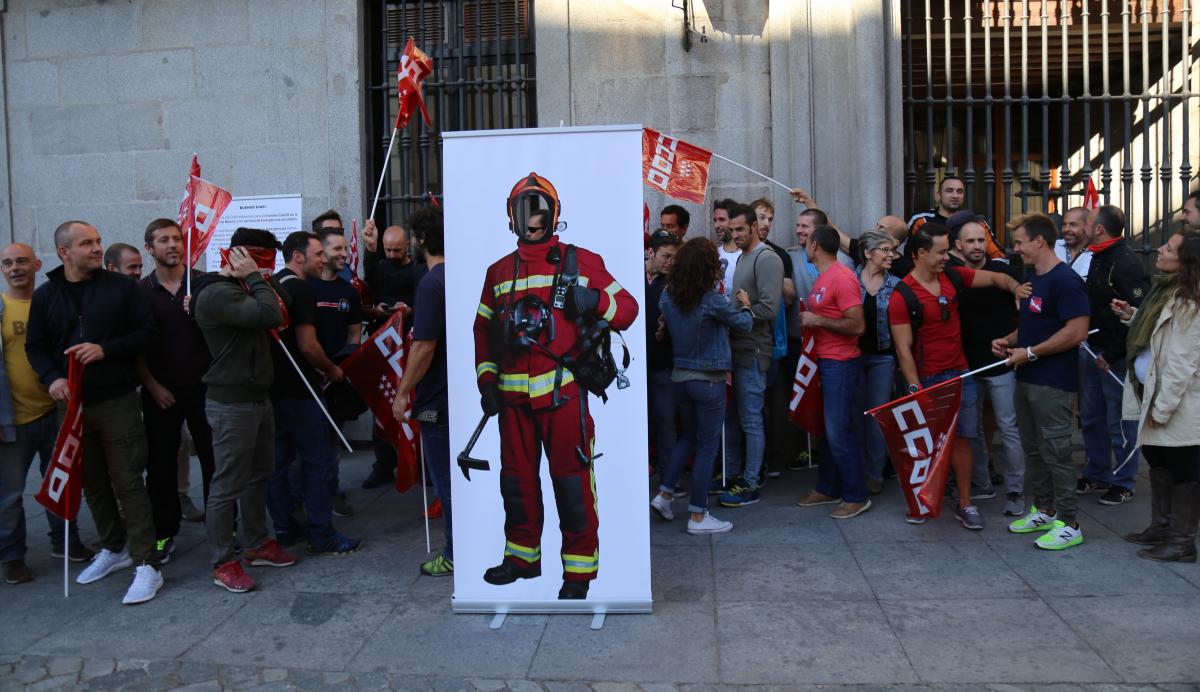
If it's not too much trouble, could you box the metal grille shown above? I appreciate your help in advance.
[366,0,537,226]
[903,0,1199,257]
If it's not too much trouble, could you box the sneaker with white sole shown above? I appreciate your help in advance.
[1003,493,1026,517]
[76,548,133,584]
[1034,520,1083,551]
[121,564,163,605]
[956,505,984,530]
[1007,507,1056,534]
[687,513,733,535]
[650,494,674,521]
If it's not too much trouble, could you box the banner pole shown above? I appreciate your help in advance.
[1080,341,1126,387]
[271,336,354,453]
[419,440,430,554]
[63,518,69,598]
[186,230,193,297]
[710,153,794,193]
[368,127,400,222]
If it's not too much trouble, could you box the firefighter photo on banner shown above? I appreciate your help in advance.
[443,125,651,613]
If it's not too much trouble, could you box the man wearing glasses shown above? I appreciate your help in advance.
[888,223,1025,530]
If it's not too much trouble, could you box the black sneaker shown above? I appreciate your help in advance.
[1076,478,1107,494]
[154,537,176,565]
[361,466,394,490]
[51,539,95,563]
[1098,486,1135,506]
[788,450,812,471]
[331,495,356,518]
[307,531,363,556]
[3,559,32,584]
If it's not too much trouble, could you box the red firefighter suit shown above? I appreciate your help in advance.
[473,235,638,585]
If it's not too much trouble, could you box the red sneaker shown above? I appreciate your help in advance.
[213,560,256,593]
[244,539,299,568]
[425,498,443,519]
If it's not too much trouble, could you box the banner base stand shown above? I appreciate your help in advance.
[489,612,507,630]
[590,611,606,630]
[453,598,652,616]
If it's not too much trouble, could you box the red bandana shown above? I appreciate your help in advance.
[1088,237,1121,253]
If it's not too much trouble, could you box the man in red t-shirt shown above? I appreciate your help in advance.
[889,223,1024,530]
[794,226,870,519]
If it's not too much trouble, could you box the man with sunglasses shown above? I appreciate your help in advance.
[889,223,1025,530]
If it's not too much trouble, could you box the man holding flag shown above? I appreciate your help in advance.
[888,223,1026,529]
[993,213,1091,551]
[26,221,161,604]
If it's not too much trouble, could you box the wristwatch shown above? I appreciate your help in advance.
[907,384,920,394]
[1025,347,1038,362]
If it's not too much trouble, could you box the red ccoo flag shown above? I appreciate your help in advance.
[347,219,372,306]
[787,331,824,437]
[187,175,233,267]
[35,358,86,520]
[341,311,421,492]
[867,378,961,519]
[176,154,201,231]
[1083,176,1100,210]
[396,38,434,129]
[642,128,712,204]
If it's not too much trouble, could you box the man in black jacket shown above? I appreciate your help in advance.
[1078,205,1150,505]
[26,220,162,605]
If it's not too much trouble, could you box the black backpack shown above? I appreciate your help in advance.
[893,267,966,368]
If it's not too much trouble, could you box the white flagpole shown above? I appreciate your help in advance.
[710,153,794,193]
[368,128,400,222]
[271,336,353,453]
[186,229,193,297]
[419,440,431,554]
[63,518,69,598]
[1080,341,1126,387]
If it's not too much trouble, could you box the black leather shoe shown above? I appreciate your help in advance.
[361,466,394,490]
[483,560,540,585]
[557,581,590,600]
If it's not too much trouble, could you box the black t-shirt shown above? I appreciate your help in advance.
[645,274,673,371]
[366,255,427,330]
[411,263,447,418]
[858,290,893,356]
[949,256,1017,376]
[309,276,362,359]
[271,269,321,399]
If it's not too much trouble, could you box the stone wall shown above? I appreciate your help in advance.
[0,0,364,271]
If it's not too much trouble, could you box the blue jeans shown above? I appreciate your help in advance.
[920,369,980,438]
[815,358,868,503]
[0,412,78,562]
[732,361,767,490]
[659,379,726,513]
[421,415,453,560]
[1081,356,1140,490]
[852,353,896,481]
[647,369,681,473]
[269,397,335,544]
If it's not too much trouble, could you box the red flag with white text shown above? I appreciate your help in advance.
[787,331,824,437]
[347,219,371,305]
[341,311,421,492]
[34,358,86,521]
[176,154,201,230]
[867,378,960,519]
[641,128,712,204]
[395,38,433,129]
[187,175,233,266]
[1084,177,1100,210]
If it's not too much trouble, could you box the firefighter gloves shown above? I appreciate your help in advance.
[480,380,506,417]
[564,285,601,321]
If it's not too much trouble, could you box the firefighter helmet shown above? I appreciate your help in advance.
[507,172,562,243]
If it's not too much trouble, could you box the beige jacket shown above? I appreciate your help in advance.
[1122,292,1200,447]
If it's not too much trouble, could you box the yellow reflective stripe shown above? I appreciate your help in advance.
[600,282,622,321]
[493,275,589,298]
[562,551,599,573]
[477,303,494,320]
[504,541,541,561]
[476,362,498,378]
[497,370,574,398]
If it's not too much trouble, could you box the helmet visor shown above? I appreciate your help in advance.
[511,191,555,241]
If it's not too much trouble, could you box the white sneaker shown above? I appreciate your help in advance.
[650,494,674,521]
[76,548,133,584]
[122,564,163,605]
[687,512,732,535]
[1007,506,1056,534]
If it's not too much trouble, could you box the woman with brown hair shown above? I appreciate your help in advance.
[651,238,753,534]
[1116,230,1200,562]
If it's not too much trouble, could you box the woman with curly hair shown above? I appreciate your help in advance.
[651,238,753,534]
[1116,229,1200,562]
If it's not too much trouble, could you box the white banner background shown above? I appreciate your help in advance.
[443,125,650,613]
[203,194,302,272]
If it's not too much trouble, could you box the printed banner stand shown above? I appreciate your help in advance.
[443,125,651,618]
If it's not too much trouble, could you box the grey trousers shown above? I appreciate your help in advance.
[205,399,274,567]
[1014,381,1080,524]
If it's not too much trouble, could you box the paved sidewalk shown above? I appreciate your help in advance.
[2,450,1199,690]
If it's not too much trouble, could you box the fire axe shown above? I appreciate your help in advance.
[457,412,493,480]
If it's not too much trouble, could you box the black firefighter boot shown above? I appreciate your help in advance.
[1124,466,1173,545]
[483,560,541,585]
[1138,482,1200,563]
[558,580,590,600]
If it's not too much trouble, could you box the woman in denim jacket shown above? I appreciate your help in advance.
[651,239,753,534]
[852,229,901,494]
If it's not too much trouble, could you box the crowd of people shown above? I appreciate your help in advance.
[645,185,1200,560]
[0,207,451,605]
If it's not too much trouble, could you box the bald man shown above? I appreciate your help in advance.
[0,244,94,584]
[359,220,426,489]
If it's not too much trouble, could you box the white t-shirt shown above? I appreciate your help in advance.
[1054,238,1092,279]
[718,244,741,296]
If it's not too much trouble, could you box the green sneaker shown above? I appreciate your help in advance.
[1034,520,1084,551]
[420,554,454,577]
[1007,506,1056,534]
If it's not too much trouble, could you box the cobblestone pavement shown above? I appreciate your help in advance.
[3,450,1199,691]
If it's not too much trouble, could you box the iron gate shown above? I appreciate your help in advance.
[903,0,1199,257]
[365,0,537,227]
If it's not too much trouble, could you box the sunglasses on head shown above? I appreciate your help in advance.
[937,295,950,321]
